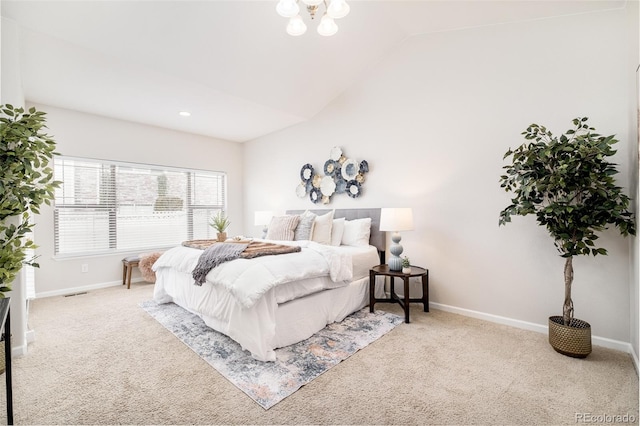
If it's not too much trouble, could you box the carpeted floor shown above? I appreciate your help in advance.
[0,282,637,425]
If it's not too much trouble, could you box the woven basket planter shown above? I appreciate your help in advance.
[548,316,592,358]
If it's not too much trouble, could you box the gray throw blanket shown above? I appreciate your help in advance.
[192,242,249,286]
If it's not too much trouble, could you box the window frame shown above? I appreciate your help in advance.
[53,155,227,258]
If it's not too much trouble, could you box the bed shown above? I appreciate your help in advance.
[152,208,386,362]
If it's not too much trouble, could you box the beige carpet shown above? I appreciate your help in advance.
[0,283,636,425]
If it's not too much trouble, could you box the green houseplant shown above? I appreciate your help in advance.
[0,105,61,297]
[401,256,411,274]
[499,118,636,357]
[209,211,231,242]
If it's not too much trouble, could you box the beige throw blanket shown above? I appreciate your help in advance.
[182,239,302,258]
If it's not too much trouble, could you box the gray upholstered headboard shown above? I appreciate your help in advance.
[285,208,385,263]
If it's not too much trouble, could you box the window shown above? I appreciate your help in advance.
[53,156,226,257]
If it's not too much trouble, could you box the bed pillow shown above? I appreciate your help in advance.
[294,210,316,240]
[265,215,300,241]
[341,217,372,247]
[330,217,346,246]
[311,210,334,245]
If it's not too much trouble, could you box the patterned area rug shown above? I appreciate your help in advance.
[140,300,403,409]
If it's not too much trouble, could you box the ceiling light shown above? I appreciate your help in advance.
[276,0,299,18]
[287,15,307,36]
[179,111,191,117]
[277,0,349,37]
[327,0,349,19]
[317,14,337,36]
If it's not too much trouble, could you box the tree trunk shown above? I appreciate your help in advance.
[563,256,574,325]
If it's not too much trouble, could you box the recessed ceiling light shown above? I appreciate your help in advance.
[179,111,191,117]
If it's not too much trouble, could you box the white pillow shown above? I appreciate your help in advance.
[311,211,334,245]
[265,215,300,241]
[341,217,372,247]
[331,217,346,246]
[294,210,316,240]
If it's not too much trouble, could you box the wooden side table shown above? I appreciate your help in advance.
[369,264,429,323]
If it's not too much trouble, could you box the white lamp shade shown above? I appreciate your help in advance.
[276,0,299,18]
[379,208,414,232]
[254,210,273,226]
[327,0,350,19]
[317,14,338,36]
[286,15,307,36]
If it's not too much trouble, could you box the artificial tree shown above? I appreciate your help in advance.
[0,105,60,297]
[499,118,635,354]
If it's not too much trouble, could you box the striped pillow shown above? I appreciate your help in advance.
[265,215,300,241]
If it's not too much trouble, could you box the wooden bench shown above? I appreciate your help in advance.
[122,255,141,289]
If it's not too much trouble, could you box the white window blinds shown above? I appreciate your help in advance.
[53,156,226,257]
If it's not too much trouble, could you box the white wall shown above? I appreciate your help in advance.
[29,104,244,297]
[630,0,640,364]
[244,8,637,345]
[2,16,30,355]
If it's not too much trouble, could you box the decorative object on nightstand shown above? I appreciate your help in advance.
[379,207,414,271]
[401,256,411,274]
[209,211,231,242]
[254,211,273,238]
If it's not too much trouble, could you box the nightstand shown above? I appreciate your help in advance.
[369,264,429,323]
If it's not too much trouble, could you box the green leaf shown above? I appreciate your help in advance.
[499,117,636,258]
[0,103,59,293]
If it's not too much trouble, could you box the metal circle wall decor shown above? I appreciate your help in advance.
[309,188,322,204]
[346,180,361,198]
[295,146,370,204]
[341,159,359,180]
[324,159,338,176]
[300,163,314,182]
[296,182,307,198]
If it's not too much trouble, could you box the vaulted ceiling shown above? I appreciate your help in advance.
[1,0,626,142]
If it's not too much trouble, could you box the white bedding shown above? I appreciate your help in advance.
[153,240,378,306]
[152,240,382,361]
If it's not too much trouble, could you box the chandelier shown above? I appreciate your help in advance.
[276,0,351,37]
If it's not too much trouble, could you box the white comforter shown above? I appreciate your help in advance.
[152,240,381,361]
[152,240,353,308]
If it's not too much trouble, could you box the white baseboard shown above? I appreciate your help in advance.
[11,343,27,358]
[34,278,143,299]
[430,302,634,355]
[630,342,639,374]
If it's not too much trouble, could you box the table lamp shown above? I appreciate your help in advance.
[254,210,273,238]
[379,207,414,271]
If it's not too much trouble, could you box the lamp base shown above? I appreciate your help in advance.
[388,256,402,271]
[387,232,404,271]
